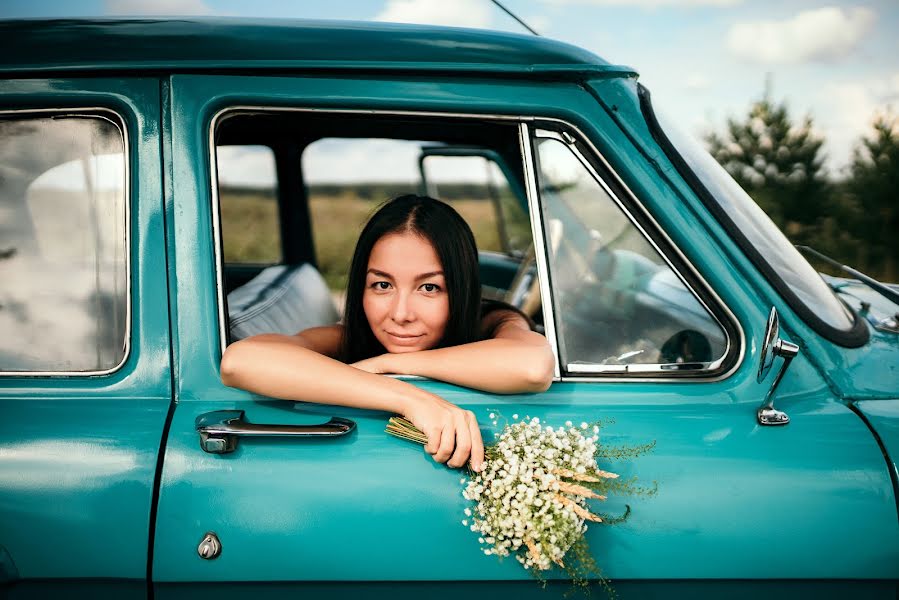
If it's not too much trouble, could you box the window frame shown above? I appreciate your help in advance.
[207,106,744,383]
[0,107,132,378]
[526,120,744,381]
[636,83,869,348]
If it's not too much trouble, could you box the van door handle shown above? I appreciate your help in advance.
[195,410,356,454]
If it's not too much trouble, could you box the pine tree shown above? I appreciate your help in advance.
[847,111,899,281]
[706,93,830,238]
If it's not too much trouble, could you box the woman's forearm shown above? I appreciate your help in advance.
[220,336,427,414]
[383,337,555,394]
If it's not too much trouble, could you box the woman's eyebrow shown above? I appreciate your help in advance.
[415,271,445,280]
[367,268,394,279]
[367,269,444,280]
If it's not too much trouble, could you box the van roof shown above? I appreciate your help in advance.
[0,18,635,79]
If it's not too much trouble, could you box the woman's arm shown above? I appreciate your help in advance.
[220,328,486,471]
[352,311,555,394]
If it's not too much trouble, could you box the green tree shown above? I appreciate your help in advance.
[846,111,899,281]
[706,94,830,237]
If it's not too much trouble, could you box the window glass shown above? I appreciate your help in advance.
[534,133,728,372]
[217,145,281,264]
[650,108,855,331]
[422,154,531,257]
[0,115,127,372]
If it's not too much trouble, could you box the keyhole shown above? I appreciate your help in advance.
[197,532,221,560]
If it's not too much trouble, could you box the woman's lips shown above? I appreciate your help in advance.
[385,331,425,345]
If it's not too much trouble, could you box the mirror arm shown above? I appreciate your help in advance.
[757,339,800,426]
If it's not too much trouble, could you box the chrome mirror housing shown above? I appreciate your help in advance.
[757,308,800,426]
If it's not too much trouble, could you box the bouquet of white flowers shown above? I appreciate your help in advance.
[386,413,655,596]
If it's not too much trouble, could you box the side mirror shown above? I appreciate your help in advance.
[757,307,800,426]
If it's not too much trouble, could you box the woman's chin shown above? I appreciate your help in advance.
[386,345,423,354]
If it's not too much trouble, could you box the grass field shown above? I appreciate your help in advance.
[220,188,525,291]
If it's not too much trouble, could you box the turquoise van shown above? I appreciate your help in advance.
[1,18,897,599]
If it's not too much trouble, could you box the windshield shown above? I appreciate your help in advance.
[641,91,857,336]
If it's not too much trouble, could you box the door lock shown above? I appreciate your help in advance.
[197,532,222,560]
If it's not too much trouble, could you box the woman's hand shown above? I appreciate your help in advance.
[401,392,485,473]
[350,355,484,471]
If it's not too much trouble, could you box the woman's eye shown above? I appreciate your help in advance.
[421,283,440,293]
[372,281,391,290]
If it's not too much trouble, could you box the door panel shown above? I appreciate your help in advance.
[155,74,898,597]
[0,78,169,597]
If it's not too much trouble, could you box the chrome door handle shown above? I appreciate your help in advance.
[195,410,356,454]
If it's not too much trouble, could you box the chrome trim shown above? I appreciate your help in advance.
[216,106,532,122]
[207,105,744,382]
[532,123,745,380]
[196,410,356,454]
[208,133,228,348]
[756,307,798,426]
[0,107,132,378]
[568,362,711,374]
[519,122,561,380]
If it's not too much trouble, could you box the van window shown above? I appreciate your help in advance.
[533,130,728,374]
[0,115,128,373]
[421,153,531,259]
[213,112,536,343]
[217,145,281,265]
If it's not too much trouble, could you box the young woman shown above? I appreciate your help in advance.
[220,195,554,472]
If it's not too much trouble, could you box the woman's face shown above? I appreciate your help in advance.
[363,231,450,353]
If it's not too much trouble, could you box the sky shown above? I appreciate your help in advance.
[6,0,898,183]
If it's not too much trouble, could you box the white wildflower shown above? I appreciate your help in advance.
[459,417,617,576]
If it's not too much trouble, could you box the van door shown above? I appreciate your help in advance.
[0,78,170,598]
[153,73,898,599]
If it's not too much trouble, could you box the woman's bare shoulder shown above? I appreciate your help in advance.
[294,324,344,358]
[480,301,534,340]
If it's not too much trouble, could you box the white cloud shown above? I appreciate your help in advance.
[105,0,215,16]
[217,146,277,188]
[374,0,493,28]
[684,73,710,91]
[727,7,875,64]
[815,73,899,173]
[543,0,741,6]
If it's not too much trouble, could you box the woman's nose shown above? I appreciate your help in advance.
[389,292,415,323]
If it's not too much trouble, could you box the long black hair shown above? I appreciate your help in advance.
[340,194,481,363]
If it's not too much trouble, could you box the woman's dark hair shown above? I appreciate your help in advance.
[340,194,481,362]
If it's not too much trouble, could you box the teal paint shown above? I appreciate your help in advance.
[0,77,171,586]
[153,70,898,594]
[0,18,632,79]
[856,400,899,485]
[0,19,894,596]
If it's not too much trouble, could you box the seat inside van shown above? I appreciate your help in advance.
[227,263,339,341]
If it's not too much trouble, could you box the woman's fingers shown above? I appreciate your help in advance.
[466,411,485,472]
[434,422,456,464]
[424,425,441,456]
[447,413,472,468]
[409,397,482,469]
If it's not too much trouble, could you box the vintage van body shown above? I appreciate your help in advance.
[1,18,897,599]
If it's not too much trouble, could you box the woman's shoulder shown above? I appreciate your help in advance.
[479,299,536,339]
[294,324,344,358]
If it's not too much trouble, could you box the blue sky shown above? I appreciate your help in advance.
[5,0,898,178]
